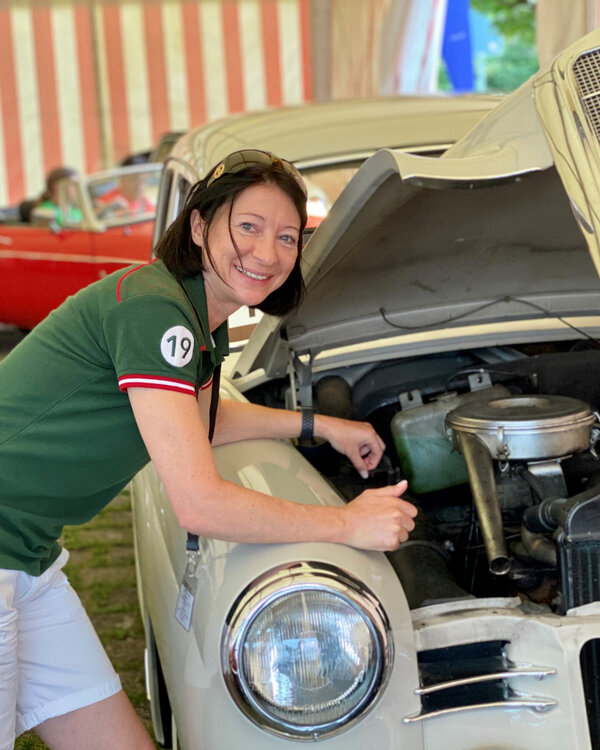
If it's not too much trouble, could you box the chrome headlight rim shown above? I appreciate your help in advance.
[221,561,393,741]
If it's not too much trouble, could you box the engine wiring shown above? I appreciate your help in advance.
[379,295,600,347]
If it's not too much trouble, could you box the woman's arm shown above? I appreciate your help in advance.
[210,396,386,479]
[128,387,416,550]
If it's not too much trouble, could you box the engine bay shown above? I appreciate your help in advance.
[246,341,600,614]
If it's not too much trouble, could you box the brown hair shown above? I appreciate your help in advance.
[155,158,307,316]
[41,166,78,202]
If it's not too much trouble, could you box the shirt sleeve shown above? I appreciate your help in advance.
[102,294,213,396]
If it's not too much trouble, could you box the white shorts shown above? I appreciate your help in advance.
[0,549,121,750]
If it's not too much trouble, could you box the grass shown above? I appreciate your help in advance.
[14,491,158,749]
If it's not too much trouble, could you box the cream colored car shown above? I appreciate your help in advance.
[129,65,600,749]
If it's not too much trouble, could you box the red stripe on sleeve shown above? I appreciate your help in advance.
[118,374,196,395]
[199,375,213,390]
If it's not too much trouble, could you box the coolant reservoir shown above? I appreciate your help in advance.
[391,385,510,494]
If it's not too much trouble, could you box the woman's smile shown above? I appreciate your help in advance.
[234,264,272,281]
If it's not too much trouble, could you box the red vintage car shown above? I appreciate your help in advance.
[0,163,162,330]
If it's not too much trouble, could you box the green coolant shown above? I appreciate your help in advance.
[391,386,509,495]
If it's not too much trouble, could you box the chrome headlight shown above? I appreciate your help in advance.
[221,561,393,741]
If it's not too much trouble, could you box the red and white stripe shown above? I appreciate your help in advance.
[0,0,313,206]
[118,374,196,395]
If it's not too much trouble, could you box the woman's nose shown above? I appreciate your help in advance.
[250,233,278,264]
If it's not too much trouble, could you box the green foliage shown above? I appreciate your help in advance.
[483,37,539,91]
[471,0,537,46]
[438,60,452,91]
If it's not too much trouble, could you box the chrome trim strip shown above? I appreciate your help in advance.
[403,696,558,723]
[415,666,556,695]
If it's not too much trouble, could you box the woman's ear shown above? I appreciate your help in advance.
[190,209,205,246]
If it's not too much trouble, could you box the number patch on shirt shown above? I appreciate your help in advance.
[160,326,195,367]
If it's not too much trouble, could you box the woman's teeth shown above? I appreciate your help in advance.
[235,265,269,281]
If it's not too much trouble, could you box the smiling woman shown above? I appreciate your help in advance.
[0,150,417,749]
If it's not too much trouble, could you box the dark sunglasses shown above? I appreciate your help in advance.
[205,149,308,197]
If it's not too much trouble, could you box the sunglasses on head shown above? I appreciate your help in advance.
[205,149,308,197]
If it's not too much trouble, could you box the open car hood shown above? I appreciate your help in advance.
[232,29,600,382]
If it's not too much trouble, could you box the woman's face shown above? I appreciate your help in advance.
[191,181,301,316]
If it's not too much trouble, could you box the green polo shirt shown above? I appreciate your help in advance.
[0,260,228,575]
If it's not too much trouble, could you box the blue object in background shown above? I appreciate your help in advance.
[442,0,474,91]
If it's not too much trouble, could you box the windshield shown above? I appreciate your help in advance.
[88,165,161,226]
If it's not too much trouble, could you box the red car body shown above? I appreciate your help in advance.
[0,221,153,329]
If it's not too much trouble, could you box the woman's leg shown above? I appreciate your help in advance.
[16,551,151,746]
[35,690,155,750]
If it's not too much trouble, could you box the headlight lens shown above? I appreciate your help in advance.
[222,562,392,740]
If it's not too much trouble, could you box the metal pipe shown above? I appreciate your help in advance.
[456,431,511,575]
[520,525,557,566]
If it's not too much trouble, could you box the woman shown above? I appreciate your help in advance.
[0,150,416,749]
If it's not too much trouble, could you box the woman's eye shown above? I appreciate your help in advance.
[240,222,254,231]
[280,233,297,245]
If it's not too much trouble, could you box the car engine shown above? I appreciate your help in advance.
[251,342,600,615]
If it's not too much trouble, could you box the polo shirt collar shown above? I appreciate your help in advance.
[179,273,229,365]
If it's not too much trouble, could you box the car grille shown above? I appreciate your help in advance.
[556,487,600,613]
[574,48,600,141]
[581,639,600,749]
[558,539,600,612]
[403,640,556,723]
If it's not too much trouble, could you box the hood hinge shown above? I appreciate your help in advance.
[285,350,313,411]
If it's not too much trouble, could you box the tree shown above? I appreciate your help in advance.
[470,0,536,47]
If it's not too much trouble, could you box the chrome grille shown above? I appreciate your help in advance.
[574,49,600,141]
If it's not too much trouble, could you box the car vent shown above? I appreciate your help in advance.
[581,639,600,749]
[403,640,557,723]
[573,48,600,141]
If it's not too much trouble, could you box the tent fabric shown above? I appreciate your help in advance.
[0,0,453,206]
[0,0,313,205]
[535,0,597,66]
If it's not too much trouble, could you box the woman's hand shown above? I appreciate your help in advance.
[316,414,386,479]
[341,480,417,550]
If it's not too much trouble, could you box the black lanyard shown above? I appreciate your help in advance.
[175,273,223,552]
[186,363,221,553]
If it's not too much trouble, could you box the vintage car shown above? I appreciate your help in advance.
[0,97,497,335]
[0,163,161,330]
[131,27,600,750]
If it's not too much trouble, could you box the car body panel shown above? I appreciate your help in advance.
[132,406,423,749]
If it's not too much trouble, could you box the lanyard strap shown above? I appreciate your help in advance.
[186,363,221,553]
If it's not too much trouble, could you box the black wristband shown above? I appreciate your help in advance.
[299,407,314,441]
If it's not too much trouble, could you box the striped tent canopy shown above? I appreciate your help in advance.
[0,0,313,204]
